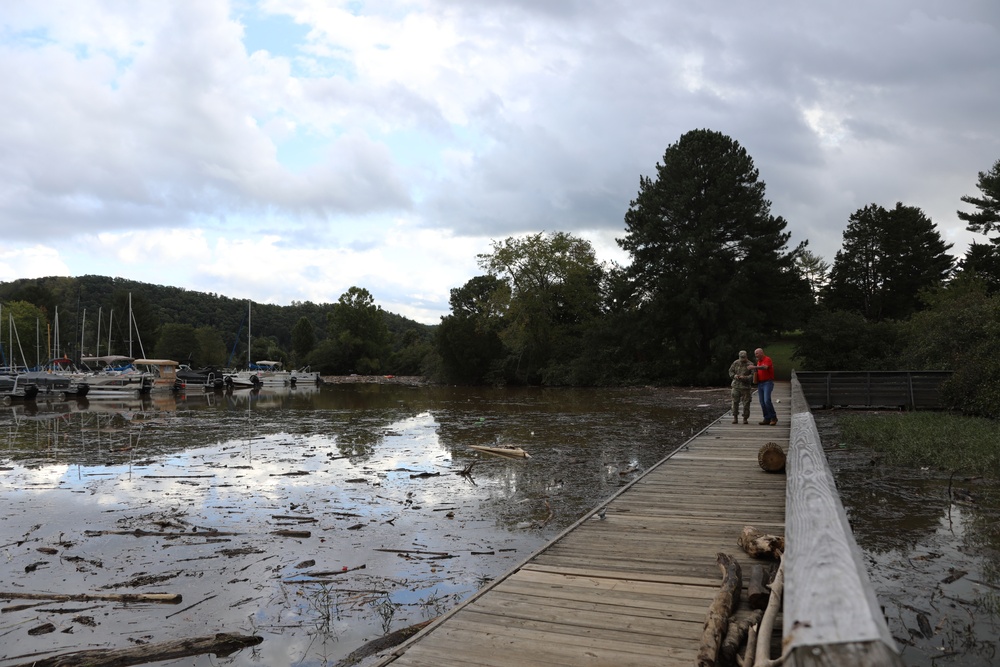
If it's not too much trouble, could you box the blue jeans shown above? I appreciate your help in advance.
[757,380,776,422]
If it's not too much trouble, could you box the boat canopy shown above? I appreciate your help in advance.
[81,355,134,369]
[134,359,180,367]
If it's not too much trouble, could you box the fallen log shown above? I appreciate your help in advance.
[271,530,311,538]
[0,592,181,604]
[756,442,786,473]
[696,552,742,667]
[334,619,434,667]
[8,632,262,667]
[83,529,243,538]
[738,526,784,560]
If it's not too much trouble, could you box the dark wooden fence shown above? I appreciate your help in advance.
[794,370,952,410]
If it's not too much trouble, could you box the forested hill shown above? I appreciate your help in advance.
[0,275,434,372]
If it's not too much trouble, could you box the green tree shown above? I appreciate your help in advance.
[477,232,604,385]
[322,287,390,374]
[250,335,286,364]
[793,309,901,371]
[958,158,1000,238]
[435,275,508,384]
[823,203,953,321]
[795,250,830,303]
[108,290,160,358]
[899,280,1000,418]
[291,316,316,363]
[0,301,47,368]
[957,242,1000,293]
[957,159,1000,291]
[154,323,198,362]
[194,326,227,367]
[617,129,808,384]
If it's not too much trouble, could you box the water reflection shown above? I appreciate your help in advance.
[0,384,721,667]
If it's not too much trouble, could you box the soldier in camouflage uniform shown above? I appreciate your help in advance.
[729,350,754,424]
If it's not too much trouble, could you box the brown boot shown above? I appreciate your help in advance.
[732,417,738,424]
[743,418,749,424]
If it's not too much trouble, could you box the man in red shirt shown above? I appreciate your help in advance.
[752,348,777,425]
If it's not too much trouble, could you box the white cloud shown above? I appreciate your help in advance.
[1,0,998,323]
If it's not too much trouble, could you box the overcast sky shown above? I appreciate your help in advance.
[2,1,998,324]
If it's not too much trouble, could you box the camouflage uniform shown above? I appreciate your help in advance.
[729,353,754,423]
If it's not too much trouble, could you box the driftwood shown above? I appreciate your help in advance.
[757,442,786,473]
[8,632,262,667]
[271,530,311,538]
[753,557,786,667]
[747,564,774,610]
[334,618,435,667]
[285,564,368,581]
[0,592,181,604]
[738,526,784,560]
[696,552,743,667]
[83,529,242,538]
[721,609,763,666]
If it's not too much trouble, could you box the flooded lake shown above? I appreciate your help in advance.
[814,411,1000,667]
[0,382,726,667]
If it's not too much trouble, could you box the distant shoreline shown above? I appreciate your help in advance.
[320,375,432,386]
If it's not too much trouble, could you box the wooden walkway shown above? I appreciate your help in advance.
[375,383,790,667]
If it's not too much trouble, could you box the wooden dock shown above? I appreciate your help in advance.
[375,384,792,667]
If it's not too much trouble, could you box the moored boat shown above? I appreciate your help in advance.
[133,359,184,392]
[0,374,39,404]
[176,365,226,391]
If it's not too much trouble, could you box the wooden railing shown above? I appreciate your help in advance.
[794,370,952,410]
[783,372,904,666]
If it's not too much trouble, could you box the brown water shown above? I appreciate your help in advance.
[0,383,726,667]
[814,411,1000,667]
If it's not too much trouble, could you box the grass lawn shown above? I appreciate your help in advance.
[761,337,798,381]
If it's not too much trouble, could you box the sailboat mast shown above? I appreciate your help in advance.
[96,307,102,358]
[128,293,133,358]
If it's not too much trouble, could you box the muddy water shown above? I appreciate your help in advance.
[0,383,726,667]
[814,411,1000,667]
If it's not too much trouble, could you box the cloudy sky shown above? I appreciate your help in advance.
[2,1,998,324]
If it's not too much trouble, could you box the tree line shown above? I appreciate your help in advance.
[0,276,434,377]
[2,128,999,417]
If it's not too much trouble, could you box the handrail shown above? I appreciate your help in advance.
[784,371,904,666]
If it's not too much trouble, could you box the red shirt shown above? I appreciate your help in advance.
[755,355,775,382]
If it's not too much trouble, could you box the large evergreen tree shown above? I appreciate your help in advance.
[957,158,1000,291]
[823,202,953,321]
[617,129,807,384]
